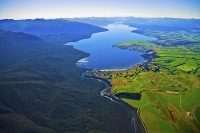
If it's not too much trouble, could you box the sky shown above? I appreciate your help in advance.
[0,0,200,19]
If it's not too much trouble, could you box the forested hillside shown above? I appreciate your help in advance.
[0,20,131,133]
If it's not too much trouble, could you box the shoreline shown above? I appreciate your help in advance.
[100,68,129,72]
[99,45,157,72]
[64,28,108,45]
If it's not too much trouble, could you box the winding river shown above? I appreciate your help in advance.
[68,24,156,133]
[82,70,146,133]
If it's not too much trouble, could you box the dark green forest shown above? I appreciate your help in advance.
[0,20,131,133]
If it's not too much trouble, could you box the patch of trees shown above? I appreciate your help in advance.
[115,93,141,100]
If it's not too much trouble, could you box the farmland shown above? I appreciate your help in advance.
[95,30,200,132]
[133,30,200,46]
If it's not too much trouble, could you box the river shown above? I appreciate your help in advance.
[82,70,146,133]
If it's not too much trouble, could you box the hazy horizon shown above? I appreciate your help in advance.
[0,0,200,19]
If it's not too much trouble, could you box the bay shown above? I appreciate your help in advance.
[67,24,156,70]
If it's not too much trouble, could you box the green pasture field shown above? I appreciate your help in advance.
[196,68,200,75]
[165,88,200,111]
[115,40,200,75]
[108,64,200,131]
[107,29,200,132]
[115,40,156,48]
[121,87,200,132]
[153,46,200,75]
[177,64,197,72]
[194,105,200,123]
[140,30,200,46]
[110,69,198,94]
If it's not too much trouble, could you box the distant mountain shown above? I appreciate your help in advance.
[69,17,200,31]
[0,19,107,35]
[123,17,200,31]
[68,17,116,26]
[0,19,108,44]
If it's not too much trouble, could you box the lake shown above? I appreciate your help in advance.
[67,24,156,70]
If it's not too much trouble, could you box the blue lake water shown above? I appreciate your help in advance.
[67,24,156,70]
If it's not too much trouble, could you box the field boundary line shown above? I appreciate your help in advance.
[136,108,148,133]
[193,104,200,125]
[180,93,186,112]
